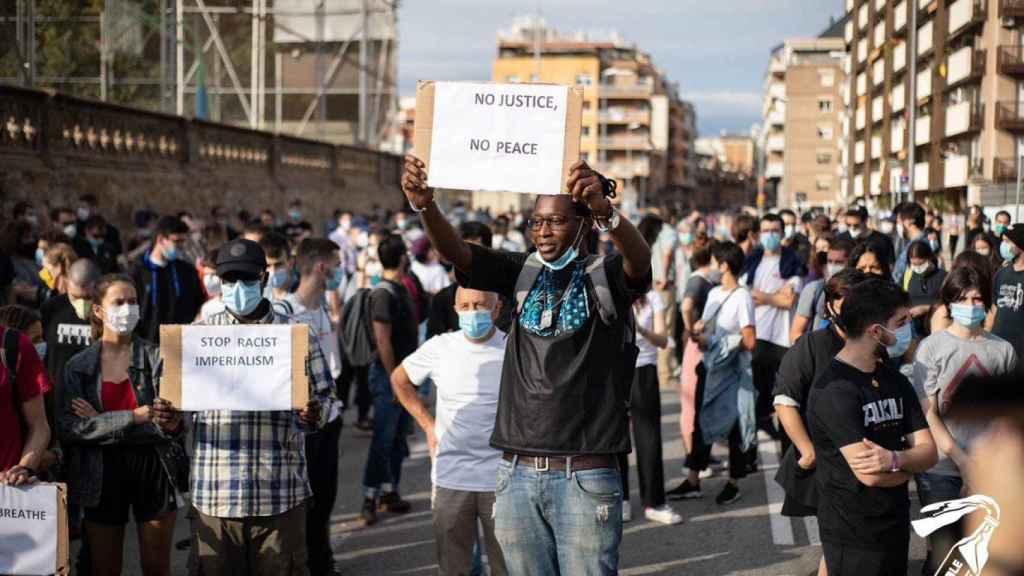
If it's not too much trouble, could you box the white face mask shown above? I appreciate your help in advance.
[911,262,931,275]
[825,263,845,280]
[104,304,140,335]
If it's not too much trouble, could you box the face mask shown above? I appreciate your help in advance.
[880,322,912,359]
[35,248,45,268]
[61,223,77,239]
[783,225,796,239]
[25,215,39,227]
[837,223,848,234]
[880,221,894,235]
[994,223,1008,237]
[104,304,140,335]
[369,274,381,286]
[163,244,179,262]
[825,263,844,280]
[289,210,302,222]
[541,221,585,271]
[71,297,92,321]
[222,280,263,316]
[87,237,103,252]
[325,267,344,291]
[459,309,494,340]
[1000,241,1017,261]
[950,303,986,328]
[679,232,694,246]
[396,218,408,230]
[911,262,931,275]
[847,227,862,239]
[761,231,782,253]
[707,269,723,284]
[269,268,291,290]
[203,273,222,296]
[928,239,940,252]
[34,342,47,361]
[77,207,91,221]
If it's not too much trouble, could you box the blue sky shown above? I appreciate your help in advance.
[398,0,844,137]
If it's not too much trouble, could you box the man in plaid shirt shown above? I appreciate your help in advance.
[157,238,339,576]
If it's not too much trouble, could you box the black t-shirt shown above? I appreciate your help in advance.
[992,265,1024,359]
[40,295,93,386]
[370,279,419,365]
[774,326,845,408]
[683,273,714,320]
[132,257,206,343]
[907,267,946,336]
[807,359,928,547]
[0,253,14,298]
[455,243,649,455]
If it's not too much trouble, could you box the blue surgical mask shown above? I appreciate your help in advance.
[881,322,913,359]
[369,274,382,286]
[784,225,796,239]
[34,248,45,267]
[950,303,986,328]
[459,310,494,339]
[34,342,47,361]
[1001,241,1017,261]
[325,267,344,291]
[541,221,584,271]
[269,268,290,289]
[994,223,1008,237]
[761,232,782,253]
[679,232,694,245]
[163,245,179,262]
[222,280,263,316]
[88,237,103,252]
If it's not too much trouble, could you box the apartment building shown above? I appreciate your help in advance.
[492,17,695,213]
[762,31,848,211]
[843,0,1024,211]
[696,134,758,175]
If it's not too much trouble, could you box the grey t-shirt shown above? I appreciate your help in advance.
[911,329,1018,476]
[795,279,827,332]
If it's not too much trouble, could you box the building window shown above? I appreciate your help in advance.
[816,177,832,191]
[576,74,593,86]
[583,100,592,111]
[820,71,835,87]
[816,151,832,164]
[581,126,590,136]
[506,75,520,83]
[581,152,590,162]
[818,99,833,113]
[817,125,834,140]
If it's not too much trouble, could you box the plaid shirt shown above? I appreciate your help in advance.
[188,305,339,518]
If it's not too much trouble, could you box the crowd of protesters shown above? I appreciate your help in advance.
[1,172,1023,576]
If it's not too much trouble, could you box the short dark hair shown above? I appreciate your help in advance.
[732,214,759,244]
[0,305,41,331]
[996,210,1012,222]
[259,231,291,261]
[50,206,73,222]
[839,277,909,338]
[760,213,783,228]
[12,201,32,219]
[846,204,868,222]
[458,221,493,248]
[900,202,926,229]
[941,264,993,313]
[779,209,796,220]
[830,237,855,256]
[83,215,107,234]
[711,240,745,276]
[294,238,339,276]
[907,240,934,263]
[377,234,407,270]
[690,233,714,269]
[243,221,269,237]
[825,268,869,309]
[155,216,189,239]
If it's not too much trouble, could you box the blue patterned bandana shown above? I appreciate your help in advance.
[519,261,590,336]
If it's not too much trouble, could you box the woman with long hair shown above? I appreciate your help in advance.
[61,274,186,576]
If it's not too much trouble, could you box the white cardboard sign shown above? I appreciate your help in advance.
[0,484,59,575]
[179,324,294,411]
[427,82,570,195]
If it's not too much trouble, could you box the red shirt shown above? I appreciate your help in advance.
[0,327,52,472]
[101,378,138,412]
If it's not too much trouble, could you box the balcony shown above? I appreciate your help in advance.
[918,67,933,100]
[855,174,865,196]
[768,109,785,126]
[994,157,1020,182]
[894,41,907,73]
[857,106,867,130]
[846,19,855,44]
[765,162,784,179]
[873,58,886,86]
[858,38,869,63]
[871,134,883,159]
[855,139,866,164]
[916,116,931,145]
[943,155,977,188]
[847,0,855,14]
[918,21,933,57]
[892,83,906,112]
[891,124,906,152]
[1003,0,1024,18]
[859,3,869,28]
[598,109,651,125]
[857,72,868,96]
[872,95,885,123]
[996,101,1024,132]
[870,170,882,195]
[769,83,786,100]
[598,135,652,150]
[948,0,986,39]
[998,45,1024,77]
[767,135,786,152]
[874,21,886,49]
[876,0,886,11]
[598,83,654,99]
[946,47,986,89]
[915,162,930,191]
[945,101,983,137]
[894,1,908,34]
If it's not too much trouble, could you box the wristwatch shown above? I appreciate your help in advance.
[594,208,621,232]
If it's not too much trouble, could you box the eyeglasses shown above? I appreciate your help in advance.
[527,215,579,231]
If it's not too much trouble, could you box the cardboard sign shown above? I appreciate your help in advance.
[0,483,68,575]
[415,81,583,195]
[160,325,309,411]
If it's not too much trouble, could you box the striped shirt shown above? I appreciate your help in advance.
[189,305,339,518]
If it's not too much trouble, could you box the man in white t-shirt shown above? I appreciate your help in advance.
[740,213,805,438]
[391,287,508,576]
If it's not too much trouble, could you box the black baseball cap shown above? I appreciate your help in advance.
[216,239,267,279]
[1005,224,1024,250]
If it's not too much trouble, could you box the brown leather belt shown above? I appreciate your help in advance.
[502,452,616,472]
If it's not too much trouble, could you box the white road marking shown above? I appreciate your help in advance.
[804,515,821,546]
[759,438,795,546]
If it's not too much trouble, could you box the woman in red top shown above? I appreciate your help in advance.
[62,274,185,576]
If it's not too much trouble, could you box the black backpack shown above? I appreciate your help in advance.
[341,283,398,367]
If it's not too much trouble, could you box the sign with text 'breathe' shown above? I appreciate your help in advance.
[415,81,583,195]
[159,325,309,411]
[0,483,68,575]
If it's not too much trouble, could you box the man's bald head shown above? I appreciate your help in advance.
[67,258,102,298]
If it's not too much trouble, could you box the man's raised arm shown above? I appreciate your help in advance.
[402,155,473,273]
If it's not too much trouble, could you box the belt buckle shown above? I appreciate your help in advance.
[535,457,549,472]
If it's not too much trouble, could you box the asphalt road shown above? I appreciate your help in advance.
[74,388,926,575]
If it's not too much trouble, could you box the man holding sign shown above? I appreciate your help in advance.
[401,144,652,574]
[157,238,339,576]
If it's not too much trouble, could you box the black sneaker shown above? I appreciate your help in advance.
[378,492,412,514]
[357,497,378,526]
[666,479,703,500]
[715,482,741,505]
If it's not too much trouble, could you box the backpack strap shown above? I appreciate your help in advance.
[1,327,21,385]
[514,253,545,316]
[272,299,295,318]
[584,255,617,326]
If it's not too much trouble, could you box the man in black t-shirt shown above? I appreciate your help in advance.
[992,225,1024,359]
[358,234,420,526]
[807,278,936,576]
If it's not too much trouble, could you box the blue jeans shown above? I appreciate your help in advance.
[361,362,411,493]
[493,458,622,575]
[916,472,964,575]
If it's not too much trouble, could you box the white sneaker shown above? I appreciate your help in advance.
[622,504,633,523]
[699,467,714,479]
[645,505,684,525]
